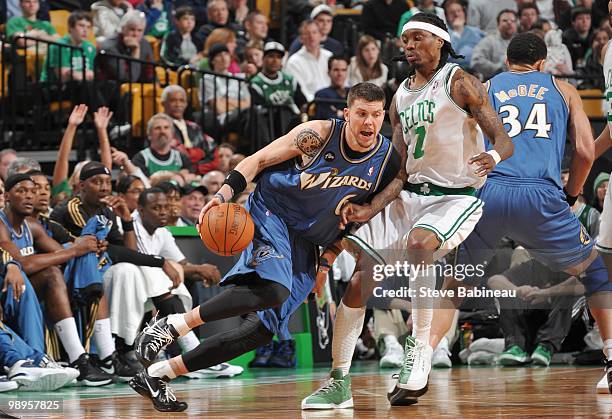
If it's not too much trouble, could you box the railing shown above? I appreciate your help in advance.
[1,34,92,154]
[177,65,252,150]
[94,49,172,153]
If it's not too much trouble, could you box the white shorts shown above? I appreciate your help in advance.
[596,173,612,253]
[348,190,483,263]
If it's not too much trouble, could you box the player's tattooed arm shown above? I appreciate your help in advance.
[294,128,326,157]
[451,69,514,175]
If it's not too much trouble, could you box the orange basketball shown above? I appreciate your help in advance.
[199,203,255,256]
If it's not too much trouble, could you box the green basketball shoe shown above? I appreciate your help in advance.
[301,369,354,410]
[498,345,531,366]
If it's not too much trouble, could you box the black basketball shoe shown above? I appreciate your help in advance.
[129,369,188,412]
[134,315,180,367]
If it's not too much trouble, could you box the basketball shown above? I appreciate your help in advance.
[199,203,255,256]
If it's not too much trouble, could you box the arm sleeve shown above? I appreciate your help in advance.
[107,243,166,267]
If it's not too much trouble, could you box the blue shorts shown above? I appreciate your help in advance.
[458,178,608,294]
[222,194,317,336]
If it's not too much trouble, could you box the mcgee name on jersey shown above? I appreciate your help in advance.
[399,99,436,132]
[493,83,549,103]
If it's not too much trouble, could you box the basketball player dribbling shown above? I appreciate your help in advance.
[129,83,402,412]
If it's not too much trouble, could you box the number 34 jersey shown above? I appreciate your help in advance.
[486,70,569,189]
[396,63,486,189]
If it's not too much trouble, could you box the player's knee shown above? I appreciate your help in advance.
[42,266,66,289]
[266,282,290,307]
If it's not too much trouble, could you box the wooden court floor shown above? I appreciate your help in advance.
[0,364,610,418]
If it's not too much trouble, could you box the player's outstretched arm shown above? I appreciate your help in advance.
[451,69,514,176]
[556,79,595,198]
[340,94,406,228]
[199,120,332,221]
[595,125,612,160]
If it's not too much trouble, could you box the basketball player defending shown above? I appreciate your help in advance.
[592,0,612,394]
[424,32,612,396]
[301,13,513,409]
[129,83,402,412]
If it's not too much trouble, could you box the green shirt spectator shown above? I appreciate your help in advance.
[6,16,56,39]
[40,35,96,82]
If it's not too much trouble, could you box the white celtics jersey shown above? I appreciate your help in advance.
[396,63,485,189]
[604,40,612,133]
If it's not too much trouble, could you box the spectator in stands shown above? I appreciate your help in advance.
[347,35,389,88]
[397,0,446,39]
[518,2,540,32]
[361,0,409,42]
[314,55,349,120]
[0,178,5,209]
[557,0,589,31]
[201,170,224,195]
[161,85,218,175]
[250,41,306,115]
[579,28,609,89]
[216,143,234,174]
[542,29,574,77]
[237,10,269,54]
[174,0,207,29]
[180,183,207,225]
[228,0,249,26]
[132,113,195,178]
[563,7,594,69]
[7,157,41,177]
[285,20,333,102]
[111,147,151,188]
[161,6,205,67]
[98,10,155,83]
[201,43,251,128]
[136,0,173,39]
[471,9,517,80]
[467,0,516,34]
[196,0,240,42]
[157,181,184,226]
[444,0,484,70]
[242,41,264,78]
[229,153,245,171]
[289,5,344,57]
[5,0,49,22]
[0,150,17,181]
[91,0,132,43]
[6,0,59,48]
[117,175,145,213]
[40,10,96,83]
[149,170,186,187]
[198,28,241,74]
[592,172,609,212]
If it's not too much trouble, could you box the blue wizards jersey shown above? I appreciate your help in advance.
[0,210,34,256]
[254,119,395,247]
[486,70,569,189]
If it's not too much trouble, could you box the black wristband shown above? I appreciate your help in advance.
[223,170,247,197]
[122,220,134,232]
[563,188,578,206]
[7,260,22,271]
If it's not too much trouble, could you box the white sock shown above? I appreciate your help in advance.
[178,331,200,352]
[604,339,612,360]
[332,302,365,376]
[167,313,191,337]
[148,360,177,379]
[54,317,86,363]
[92,318,116,360]
[411,264,436,344]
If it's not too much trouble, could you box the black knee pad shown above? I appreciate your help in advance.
[261,282,290,307]
[152,295,185,316]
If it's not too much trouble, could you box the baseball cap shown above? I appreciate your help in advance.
[310,4,334,20]
[182,183,208,197]
[263,41,285,56]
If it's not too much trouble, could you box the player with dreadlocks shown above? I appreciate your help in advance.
[300,12,513,409]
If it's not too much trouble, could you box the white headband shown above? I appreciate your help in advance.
[401,21,451,43]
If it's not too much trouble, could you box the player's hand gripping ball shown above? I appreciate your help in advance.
[199,203,255,256]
